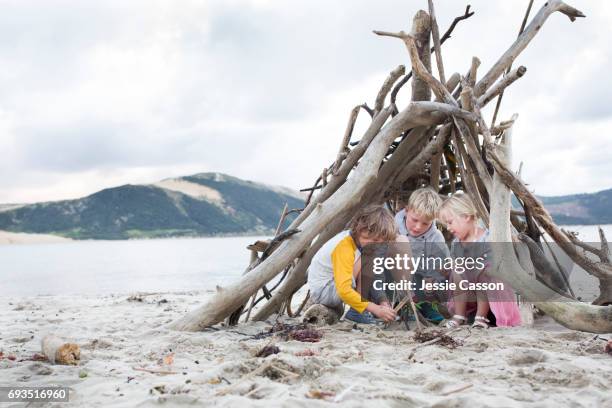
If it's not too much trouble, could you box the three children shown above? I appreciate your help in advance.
[307,189,522,329]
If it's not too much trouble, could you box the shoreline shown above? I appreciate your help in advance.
[0,230,270,245]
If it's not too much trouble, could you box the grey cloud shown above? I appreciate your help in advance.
[0,0,610,202]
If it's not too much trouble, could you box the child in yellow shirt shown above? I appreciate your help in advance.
[307,205,402,323]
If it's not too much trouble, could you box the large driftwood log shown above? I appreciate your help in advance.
[168,103,464,331]
[41,334,80,365]
[252,210,352,321]
[488,118,612,333]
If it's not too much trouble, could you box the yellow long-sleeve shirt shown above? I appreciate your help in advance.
[329,234,369,313]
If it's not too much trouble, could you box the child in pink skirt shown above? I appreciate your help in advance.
[439,192,521,328]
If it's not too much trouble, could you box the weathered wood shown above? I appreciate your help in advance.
[252,211,351,321]
[488,116,612,333]
[428,0,445,85]
[288,106,392,230]
[474,0,584,97]
[41,335,80,365]
[169,102,459,331]
[410,10,432,102]
[171,0,601,333]
[389,4,474,106]
[332,106,360,175]
[303,304,342,326]
[374,65,405,115]
[478,66,527,107]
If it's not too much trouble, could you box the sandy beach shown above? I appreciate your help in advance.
[1,291,610,407]
[0,231,71,245]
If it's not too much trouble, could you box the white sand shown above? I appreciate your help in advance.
[0,231,71,245]
[1,292,610,407]
[153,179,224,204]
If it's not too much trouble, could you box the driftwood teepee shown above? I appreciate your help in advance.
[170,0,612,334]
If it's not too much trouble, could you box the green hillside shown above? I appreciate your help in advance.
[0,173,304,240]
[539,188,612,225]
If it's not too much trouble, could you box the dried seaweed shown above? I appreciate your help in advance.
[256,345,280,358]
[287,329,322,343]
[413,329,462,349]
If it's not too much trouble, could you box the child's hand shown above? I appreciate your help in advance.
[368,303,396,322]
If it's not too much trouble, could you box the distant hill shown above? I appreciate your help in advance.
[0,173,304,240]
[539,188,612,225]
[0,175,609,240]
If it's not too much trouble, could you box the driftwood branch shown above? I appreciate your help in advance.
[389,5,474,105]
[169,102,459,330]
[478,66,527,107]
[474,0,585,97]
[439,5,474,44]
[374,65,406,115]
[488,116,612,333]
[428,0,446,85]
[332,106,361,175]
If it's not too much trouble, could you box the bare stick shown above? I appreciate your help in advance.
[409,295,424,331]
[133,367,177,375]
[288,107,392,230]
[451,130,489,224]
[475,0,585,97]
[428,0,446,84]
[491,0,534,127]
[541,234,576,298]
[478,66,527,107]
[360,103,375,118]
[441,384,474,396]
[333,106,361,175]
[468,56,481,87]
[374,65,405,115]
[565,229,611,264]
[275,203,289,235]
[439,5,474,44]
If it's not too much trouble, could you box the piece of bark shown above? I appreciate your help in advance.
[302,304,342,326]
[41,335,80,365]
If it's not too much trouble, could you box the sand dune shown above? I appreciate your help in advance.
[153,179,224,204]
[1,292,610,407]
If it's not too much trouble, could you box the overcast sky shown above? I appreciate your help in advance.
[0,0,611,203]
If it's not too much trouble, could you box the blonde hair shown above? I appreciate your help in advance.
[349,204,397,241]
[439,192,478,225]
[406,187,443,221]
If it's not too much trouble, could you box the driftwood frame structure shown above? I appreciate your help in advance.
[170,1,612,334]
